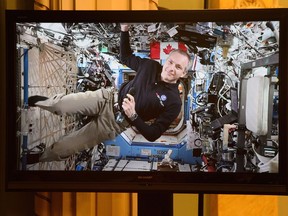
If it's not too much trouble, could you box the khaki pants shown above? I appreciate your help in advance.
[35,88,127,162]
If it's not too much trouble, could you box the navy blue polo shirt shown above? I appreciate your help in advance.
[119,31,182,142]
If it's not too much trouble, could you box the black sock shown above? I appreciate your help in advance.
[25,153,42,164]
[28,95,49,107]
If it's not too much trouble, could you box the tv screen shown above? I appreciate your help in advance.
[5,9,288,194]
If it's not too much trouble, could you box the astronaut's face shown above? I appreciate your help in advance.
[161,51,188,84]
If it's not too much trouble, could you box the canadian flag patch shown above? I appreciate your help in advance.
[150,42,187,59]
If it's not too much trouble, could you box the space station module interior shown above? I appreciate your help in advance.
[17,21,279,172]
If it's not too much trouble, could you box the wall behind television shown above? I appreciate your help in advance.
[1,0,288,216]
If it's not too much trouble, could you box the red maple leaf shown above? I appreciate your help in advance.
[163,44,175,55]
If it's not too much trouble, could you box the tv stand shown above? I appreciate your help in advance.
[138,192,204,216]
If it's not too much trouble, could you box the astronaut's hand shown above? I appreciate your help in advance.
[120,23,129,32]
[122,94,136,118]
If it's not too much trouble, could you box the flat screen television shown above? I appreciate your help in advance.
[5,9,288,195]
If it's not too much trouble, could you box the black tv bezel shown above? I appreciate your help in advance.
[5,9,288,194]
